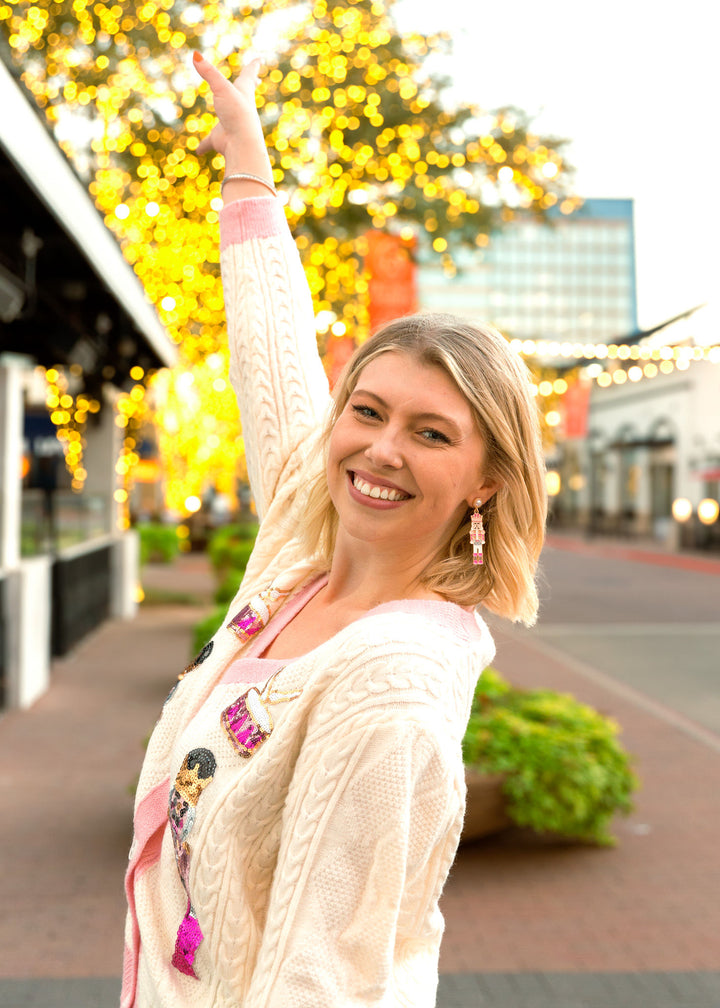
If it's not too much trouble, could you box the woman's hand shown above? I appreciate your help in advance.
[192,51,275,197]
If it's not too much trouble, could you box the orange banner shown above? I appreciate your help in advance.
[364,230,418,334]
[561,378,591,439]
[323,334,356,388]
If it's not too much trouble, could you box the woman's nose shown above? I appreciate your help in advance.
[364,427,403,468]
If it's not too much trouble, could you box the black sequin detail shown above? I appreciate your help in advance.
[165,641,215,705]
[184,640,215,675]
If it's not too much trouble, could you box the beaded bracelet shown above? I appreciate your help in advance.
[221,172,278,197]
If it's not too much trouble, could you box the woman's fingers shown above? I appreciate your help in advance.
[191,50,272,179]
[192,50,230,93]
[193,51,264,156]
[193,51,261,98]
[196,126,221,157]
[236,57,262,89]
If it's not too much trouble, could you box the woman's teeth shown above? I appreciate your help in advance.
[352,474,409,501]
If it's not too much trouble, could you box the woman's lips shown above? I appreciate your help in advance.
[347,470,413,506]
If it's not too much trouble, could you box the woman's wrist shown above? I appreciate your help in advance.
[222,134,272,174]
[221,137,276,200]
[221,173,277,202]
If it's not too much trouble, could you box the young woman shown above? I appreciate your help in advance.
[120,52,546,1008]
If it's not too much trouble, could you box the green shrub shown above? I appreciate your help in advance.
[462,669,638,845]
[192,605,227,656]
[225,540,255,574]
[214,570,245,606]
[190,524,259,656]
[137,522,181,565]
[208,523,258,576]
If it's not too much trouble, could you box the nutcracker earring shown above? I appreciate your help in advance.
[470,498,485,566]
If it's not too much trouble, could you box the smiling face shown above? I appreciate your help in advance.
[327,350,496,567]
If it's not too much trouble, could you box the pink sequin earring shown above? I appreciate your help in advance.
[470,498,485,566]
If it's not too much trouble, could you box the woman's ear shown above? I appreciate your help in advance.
[467,479,500,509]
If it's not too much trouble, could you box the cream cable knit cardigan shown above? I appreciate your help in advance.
[121,197,495,1008]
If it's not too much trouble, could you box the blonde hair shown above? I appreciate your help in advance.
[298,313,547,625]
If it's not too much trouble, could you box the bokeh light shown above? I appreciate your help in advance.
[698,499,719,525]
[671,498,693,523]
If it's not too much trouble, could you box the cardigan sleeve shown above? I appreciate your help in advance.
[245,711,463,1008]
[219,196,332,520]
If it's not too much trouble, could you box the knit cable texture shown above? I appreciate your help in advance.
[123,197,495,1008]
[221,198,330,521]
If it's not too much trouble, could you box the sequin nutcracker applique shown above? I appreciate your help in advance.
[168,747,217,978]
[222,670,302,759]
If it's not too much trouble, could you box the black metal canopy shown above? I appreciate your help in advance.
[0,54,176,396]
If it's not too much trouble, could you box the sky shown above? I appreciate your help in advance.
[395,0,718,331]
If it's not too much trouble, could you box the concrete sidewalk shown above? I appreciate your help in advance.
[3,547,720,1007]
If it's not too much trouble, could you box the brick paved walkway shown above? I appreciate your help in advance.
[2,549,719,1007]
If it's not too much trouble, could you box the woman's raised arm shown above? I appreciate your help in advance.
[193,52,331,520]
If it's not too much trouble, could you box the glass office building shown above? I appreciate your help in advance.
[417,198,637,343]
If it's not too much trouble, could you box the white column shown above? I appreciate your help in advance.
[82,388,121,536]
[5,556,52,708]
[111,529,139,620]
[83,390,140,621]
[604,450,620,525]
[0,360,23,570]
[635,447,651,535]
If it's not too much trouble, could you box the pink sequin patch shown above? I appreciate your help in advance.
[227,603,264,643]
[222,692,271,757]
[172,901,203,978]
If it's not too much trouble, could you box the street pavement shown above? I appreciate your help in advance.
[3,535,720,1007]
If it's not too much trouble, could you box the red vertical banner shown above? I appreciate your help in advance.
[364,230,418,334]
[561,378,591,439]
[323,333,356,388]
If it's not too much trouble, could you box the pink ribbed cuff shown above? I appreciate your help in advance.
[220,196,286,250]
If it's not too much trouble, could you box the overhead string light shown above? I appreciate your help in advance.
[510,339,720,397]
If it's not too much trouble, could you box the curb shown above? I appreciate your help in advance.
[545,532,720,575]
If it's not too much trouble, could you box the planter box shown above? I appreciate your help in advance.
[461,769,512,843]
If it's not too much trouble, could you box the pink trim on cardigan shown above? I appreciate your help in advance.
[221,579,485,680]
[219,656,284,686]
[219,196,286,251]
[120,778,171,1008]
[221,575,329,682]
[369,598,486,642]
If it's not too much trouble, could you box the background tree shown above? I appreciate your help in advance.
[0,0,575,514]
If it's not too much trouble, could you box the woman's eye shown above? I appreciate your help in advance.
[351,404,380,420]
[415,427,447,443]
[419,428,451,444]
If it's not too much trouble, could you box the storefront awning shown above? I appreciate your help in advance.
[0,56,177,385]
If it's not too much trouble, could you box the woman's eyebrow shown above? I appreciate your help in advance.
[351,388,463,433]
[351,387,388,407]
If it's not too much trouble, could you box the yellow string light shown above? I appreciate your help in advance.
[42,368,91,489]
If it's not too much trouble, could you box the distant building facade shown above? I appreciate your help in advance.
[417,198,638,342]
[561,307,720,551]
